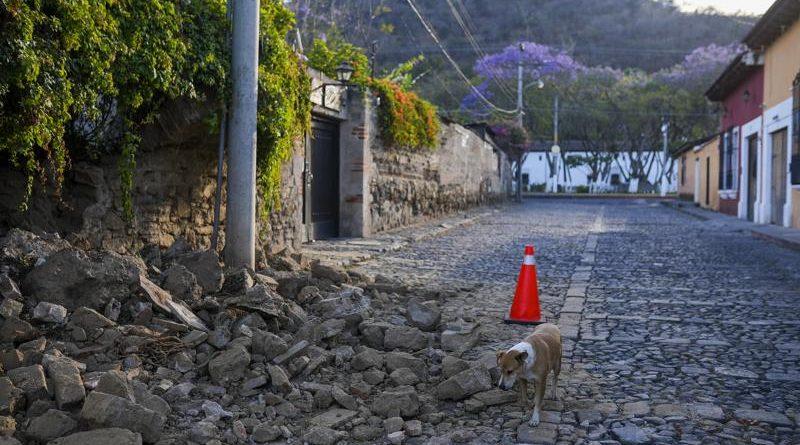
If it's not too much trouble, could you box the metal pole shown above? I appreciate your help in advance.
[515,43,524,202]
[211,110,227,252]
[661,119,669,197]
[225,0,259,268]
[554,95,559,193]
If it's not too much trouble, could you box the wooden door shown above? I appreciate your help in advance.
[771,129,787,225]
[747,135,757,221]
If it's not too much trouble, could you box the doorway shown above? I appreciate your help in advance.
[770,129,787,225]
[309,119,340,239]
[747,134,757,221]
[694,158,701,204]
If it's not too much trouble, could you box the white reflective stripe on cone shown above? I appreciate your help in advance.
[523,255,535,265]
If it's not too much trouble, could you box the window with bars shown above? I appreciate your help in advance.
[719,129,738,191]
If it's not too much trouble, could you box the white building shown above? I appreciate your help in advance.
[519,145,677,194]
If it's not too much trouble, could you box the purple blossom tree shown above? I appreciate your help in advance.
[475,42,584,81]
[461,41,583,118]
[655,43,744,91]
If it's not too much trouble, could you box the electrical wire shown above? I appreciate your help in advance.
[404,0,518,115]
[444,0,516,102]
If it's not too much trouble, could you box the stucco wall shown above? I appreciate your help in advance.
[696,137,720,211]
[764,20,800,109]
[792,189,800,229]
[677,153,695,200]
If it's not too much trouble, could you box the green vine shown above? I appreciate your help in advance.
[307,38,439,150]
[0,0,308,221]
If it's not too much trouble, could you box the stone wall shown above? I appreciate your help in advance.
[0,97,306,256]
[369,121,510,233]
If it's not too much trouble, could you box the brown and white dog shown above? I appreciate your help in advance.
[496,323,562,426]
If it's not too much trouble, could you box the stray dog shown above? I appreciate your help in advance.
[496,323,562,426]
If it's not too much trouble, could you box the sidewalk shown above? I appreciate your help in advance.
[662,200,800,251]
[301,205,502,266]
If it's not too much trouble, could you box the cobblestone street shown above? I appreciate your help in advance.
[354,198,800,445]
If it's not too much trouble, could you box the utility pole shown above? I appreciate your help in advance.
[515,43,525,202]
[553,95,560,193]
[225,0,260,268]
[660,118,669,197]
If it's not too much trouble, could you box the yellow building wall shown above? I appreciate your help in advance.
[677,153,695,199]
[792,190,800,228]
[764,20,800,109]
[696,137,720,211]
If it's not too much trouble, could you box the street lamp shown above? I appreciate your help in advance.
[335,61,354,83]
[312,61,354,109]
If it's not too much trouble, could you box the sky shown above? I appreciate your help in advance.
[678,0,773,15]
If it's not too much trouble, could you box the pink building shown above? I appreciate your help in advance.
[707,54,765,220]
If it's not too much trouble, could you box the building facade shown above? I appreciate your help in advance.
[702,0,800,227]
[520,148,676,193]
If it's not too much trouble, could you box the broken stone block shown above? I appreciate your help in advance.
[221,267,255,294]
[0,350,23,372]
[0,378,22,415]
[267,365,291,392]
[0,274,22,300]
[390,368,420,386]
[404,419,423,437]
[251,330,288,361]
[372,386,420,418]
[383,325,428,351]
[95,370,135,402]
[406,299,441,332]
[7,364,48,401]
[175,250,224,293]
[351,347,384,371]
[442,355,470,378]
[43,356,86,409]
[383,416,404,433]
[47,428,142,445]
[385,351,427,379]
[70,307,116,330]
[22,248,143,310]
[436,366,492,401]
[0,317,38,343]
[25,409,77,442]
[441,322,481,354]
[309,408,358,429]
[310,261,349,284]
[160,265,203,303]
[33,301,68,324]
[80,391,165,443]
[131,382,170,417]
[387,431,405,444]
[272,340,309,365]
[331,385,357,410]
[302,426,346,445]
[358,321,392,349]
[208,346,250,384]
[0,298,23,319]
[252,422,282,442]
[0,416,15,436]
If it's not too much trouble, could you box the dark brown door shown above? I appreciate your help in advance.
[747,134,757,221]
[310,119,340,239]
[771,129,787,225]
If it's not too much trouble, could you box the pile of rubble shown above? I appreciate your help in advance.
[0,228,508,445]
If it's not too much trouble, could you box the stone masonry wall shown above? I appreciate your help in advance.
[369,122,509,233]
[0,98,305,256]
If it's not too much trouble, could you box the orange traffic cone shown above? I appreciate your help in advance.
[504,245,544,325]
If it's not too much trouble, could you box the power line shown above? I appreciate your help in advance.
[444,0,516,102]
[404,0,518,115]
